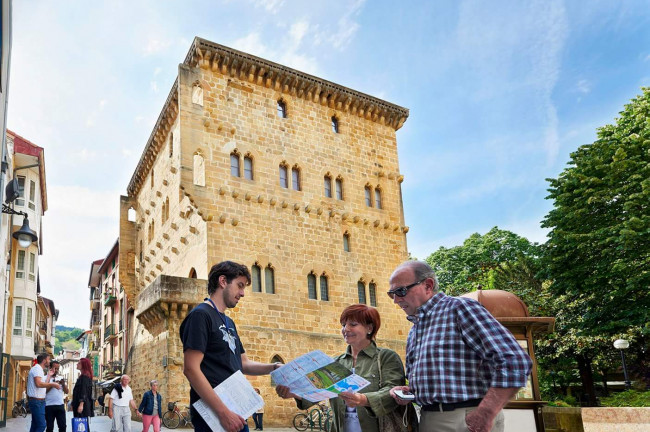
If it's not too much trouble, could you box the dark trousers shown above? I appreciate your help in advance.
[45,404,66,432]
[252,413,263,430]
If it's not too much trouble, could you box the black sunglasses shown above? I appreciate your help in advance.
[387,279,426,299]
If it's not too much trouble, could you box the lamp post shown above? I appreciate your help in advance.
[613,339,631,390]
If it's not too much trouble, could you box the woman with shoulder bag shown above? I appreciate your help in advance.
[72,358,95,431]
[277,304,412,432]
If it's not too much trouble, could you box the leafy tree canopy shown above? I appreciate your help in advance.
[54,325,84,355]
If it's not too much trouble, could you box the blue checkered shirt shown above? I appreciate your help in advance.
[406,292,532,405]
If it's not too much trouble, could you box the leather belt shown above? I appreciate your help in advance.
[28,397,45,400]
[422,398,482,412]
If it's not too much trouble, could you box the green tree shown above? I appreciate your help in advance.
[542,88,650,404]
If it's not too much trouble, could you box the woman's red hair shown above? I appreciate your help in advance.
[79,357,93,379]
[340,304,381,340]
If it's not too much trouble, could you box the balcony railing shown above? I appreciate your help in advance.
[104,323,115,341]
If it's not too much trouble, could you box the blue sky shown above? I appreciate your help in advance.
[8,0,650,328]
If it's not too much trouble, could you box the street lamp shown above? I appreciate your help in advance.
[2,204,38,247]
[613,339,631,390]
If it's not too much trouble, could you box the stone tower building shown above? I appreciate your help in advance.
[119,37,410,426]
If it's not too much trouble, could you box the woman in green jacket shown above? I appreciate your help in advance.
[277,304,406,432]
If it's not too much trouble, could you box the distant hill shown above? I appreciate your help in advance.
[54,325,85,355]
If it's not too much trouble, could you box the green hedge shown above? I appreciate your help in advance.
[600,390,650,407]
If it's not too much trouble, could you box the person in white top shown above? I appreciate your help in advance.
[27,353,61,432]
[45,360,68,432]
[108,375,139,432]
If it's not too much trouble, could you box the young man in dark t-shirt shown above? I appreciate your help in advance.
[180,261,281,432]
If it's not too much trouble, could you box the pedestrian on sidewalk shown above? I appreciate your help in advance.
[138,379,162,432]
[108,375,139,432]
[251,389,264,431]
[44,360,68,431]
[72,358,94,430]
[27,353,61,432]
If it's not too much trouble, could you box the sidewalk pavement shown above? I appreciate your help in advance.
[5,412,296,432]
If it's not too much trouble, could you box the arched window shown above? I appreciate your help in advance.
[320,274,329,301]
[358,281,366,304]
[331,116,339,133]
[189,268,197,278]
[127,208,136,222]
[324,175,332,198]
[365,185,372,207]
[251,264,262,292]
[291,166,301,191]
[277,100,287,118]
[279,164,288,188]
[230,152,240,177]
[192,83,203,106]
[244,156,254,180]
[265,265,275,294]
[375,187,382,209]
[271,355,285,364]
[194,152,205,186]
[307,272,317,299]
[335,177,343,200]
[369,282,377,307]
[343,233,350,252]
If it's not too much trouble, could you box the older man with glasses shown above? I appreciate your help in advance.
[388,261,532,432]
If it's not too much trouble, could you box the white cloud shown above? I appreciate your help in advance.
[576,79,591,94]
[143,38,171,55]
[251,0,285,14]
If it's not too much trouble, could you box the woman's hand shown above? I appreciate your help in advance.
[339,391,368,408]
[137,411,143,418]
[275,385,300,400]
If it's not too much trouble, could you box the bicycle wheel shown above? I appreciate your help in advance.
[293,413,310,431]
[20,406,28,417]
[11,406,19,418]
[162,411,181,429]
[323,411,333,432]
[185,413,194,429]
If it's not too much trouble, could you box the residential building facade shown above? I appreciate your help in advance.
[119,37,410,425]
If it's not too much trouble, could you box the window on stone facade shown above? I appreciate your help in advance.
[139,240,143,262]
[343,233,350,252]
[279,164,288,188]
[192,83,204,106]
[375,188,382,209]
[320,274,329,301]
[332,116,339,133]
[13,305,22,336]
[265,265,275,294]
[358,281,366,304]
[151,169,154,189]
[169,132,174,157]
[25,307,33,338]
[277,100,287,118]
[194,153,205,186]
[161,201,166,224]
[16,176,25,207]
[307,272,317,299]
[230,153,240,177]
[251,264,262,293]
[29,180,36,211]
[369,282,377,307]
[335,177,343,200]
[16,250,25,279]
[291,166,301,191]
[165,197,170,221]
[365,185,372,207]
[324,175,332,198]
[271,354,285,364]
[244,156,254,180]
[29,253,36,282]
[189,268,197,278]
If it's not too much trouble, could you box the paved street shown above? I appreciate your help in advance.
[5,412,296,432]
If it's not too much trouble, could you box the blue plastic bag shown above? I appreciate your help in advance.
[72,417,89,432]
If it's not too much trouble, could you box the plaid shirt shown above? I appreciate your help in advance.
[406,292,532,405]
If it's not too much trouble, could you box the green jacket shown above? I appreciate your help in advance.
[298,342,406,432]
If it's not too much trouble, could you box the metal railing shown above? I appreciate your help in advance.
[104,323,115,341]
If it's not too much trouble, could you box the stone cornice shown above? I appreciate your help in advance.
[127,80,179,197]
[186,37,409,130]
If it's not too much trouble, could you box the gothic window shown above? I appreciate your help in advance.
[331,116,339,133]
[279,164,288,188]
[252,264,262,292]
[192,83,204,106]
[343,233,350,252]
[307,272,317,299]
[324,175,332,198]
[265,265,275,294]
[189,268,197,278]
[291,166,301,191]
[244,156,254,180]
[230,152,241,177]
[369,282,377,307]
[320,274,329,301]
[365,185,372,207]
[277,100,287,118]
[358,281,366,304]
[335,177,343,200]
[375,187,382,209]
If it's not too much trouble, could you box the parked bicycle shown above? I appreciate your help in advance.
[293,404,333,431]
[12,399,28,418]
[162,400,194,429]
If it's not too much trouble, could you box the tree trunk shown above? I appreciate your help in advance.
[577,354,598,406]
[600,369,609,397]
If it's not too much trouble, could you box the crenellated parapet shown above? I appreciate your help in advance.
[185,37,409,131]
